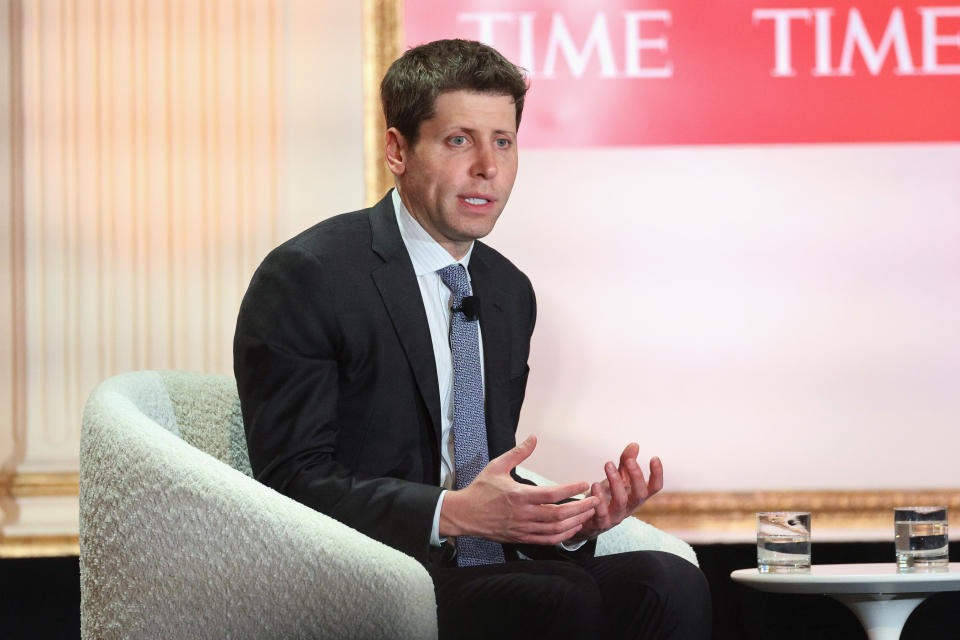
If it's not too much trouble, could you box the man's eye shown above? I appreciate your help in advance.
[495,138,511,148]
[450,135,467,146]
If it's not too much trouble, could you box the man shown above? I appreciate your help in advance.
[234,39,710,639]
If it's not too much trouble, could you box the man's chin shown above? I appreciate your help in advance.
[456,224,497,243]
[454,212,502,241]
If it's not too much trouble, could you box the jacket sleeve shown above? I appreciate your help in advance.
[233,245,442,564]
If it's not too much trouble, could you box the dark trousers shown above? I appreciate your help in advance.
[429,550,712,640]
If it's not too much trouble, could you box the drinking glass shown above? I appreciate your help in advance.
[895,506,948,571]
[757,511,811,573]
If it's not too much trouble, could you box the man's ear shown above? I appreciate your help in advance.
[385,127,408,177]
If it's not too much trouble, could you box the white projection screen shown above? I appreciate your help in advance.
[367,0,960,534]
[493,144,960,493]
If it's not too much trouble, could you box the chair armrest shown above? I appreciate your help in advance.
[593,515,699,566]
[81,387,437,640]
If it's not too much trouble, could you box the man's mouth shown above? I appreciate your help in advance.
[463,197,490,205]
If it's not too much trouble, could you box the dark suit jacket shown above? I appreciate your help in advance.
[234,191,593,567]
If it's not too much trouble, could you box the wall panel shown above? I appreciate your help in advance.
[2,0,285,544]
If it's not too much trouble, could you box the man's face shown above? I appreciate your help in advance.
[391,90,519,259]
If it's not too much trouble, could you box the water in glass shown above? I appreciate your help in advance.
[895,506,948,570]
[757,512,811,573]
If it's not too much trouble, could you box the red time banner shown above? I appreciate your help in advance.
[404,0,960,146]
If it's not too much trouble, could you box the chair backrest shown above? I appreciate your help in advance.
[80,370,440,639]
[158,370,254,477]
[97,370,254,477]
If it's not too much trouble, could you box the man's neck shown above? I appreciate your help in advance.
[394,187,473,262]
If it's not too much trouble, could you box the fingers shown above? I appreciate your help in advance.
[623,453,647,501]
[489,494,598,544]
[519,524,585,546]
[590,481,612,502]
[619,442,640,483]
[499,497,598,545]
[533,496,600,522]
[605,461,629,515]
[523,481,591,504]
[591,481,611,529]
[614,445,664,507]
[517,503,597,536]
[488,434,537,472]
[648,456,664,495]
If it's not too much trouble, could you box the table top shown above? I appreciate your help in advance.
[731,563,960,595]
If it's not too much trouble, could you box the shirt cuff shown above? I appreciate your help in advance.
[559,538,588,552]
[430,489,448,547]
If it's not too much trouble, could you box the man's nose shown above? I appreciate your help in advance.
[471,143,498,180]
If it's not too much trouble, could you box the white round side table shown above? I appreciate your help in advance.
[731,563,960,640]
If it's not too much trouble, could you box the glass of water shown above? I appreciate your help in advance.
[757,511,811,573]
[894,506,948,571]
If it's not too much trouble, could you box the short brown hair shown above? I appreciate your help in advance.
[380,39,528,145]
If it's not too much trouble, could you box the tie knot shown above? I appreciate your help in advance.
[438,263,470,300]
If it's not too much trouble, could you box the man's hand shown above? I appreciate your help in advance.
[567,443,663,544]
[440,435,600,545]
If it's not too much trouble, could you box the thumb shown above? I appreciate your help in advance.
[490,434,537,472]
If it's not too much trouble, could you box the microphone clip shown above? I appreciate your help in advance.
[453,296,480,322]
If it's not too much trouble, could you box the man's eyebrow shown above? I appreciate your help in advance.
[444,126,517,136]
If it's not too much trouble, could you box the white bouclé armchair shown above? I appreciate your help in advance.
[79,371,697,640]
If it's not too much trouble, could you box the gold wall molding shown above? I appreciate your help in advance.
[2,476,957,555]
[362,0,402,206]
[0,535,78,558]
[0,472,79,556]
[638,488,960,533]
[0,471,79,497]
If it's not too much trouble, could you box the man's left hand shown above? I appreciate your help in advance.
[567,443,663,543]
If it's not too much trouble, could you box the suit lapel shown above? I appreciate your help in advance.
[368,194,443,446]
[468,247,514,459]
[367,195,515,462]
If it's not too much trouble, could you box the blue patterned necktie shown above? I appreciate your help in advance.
[438,263,506,566]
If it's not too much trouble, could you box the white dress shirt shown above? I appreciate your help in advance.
[392,189,483,546]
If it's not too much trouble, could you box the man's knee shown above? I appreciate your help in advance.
[525,565,602,628]
[633,552,708,605]
[589,551,712,638]
[652,551,707,592]
[510,563,603,635]
[638,552,711,637]
[436,561,603,640]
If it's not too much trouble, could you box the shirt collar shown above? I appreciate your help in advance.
[392,187,473,277]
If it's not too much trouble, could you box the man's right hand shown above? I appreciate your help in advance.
[439,435,599,545]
